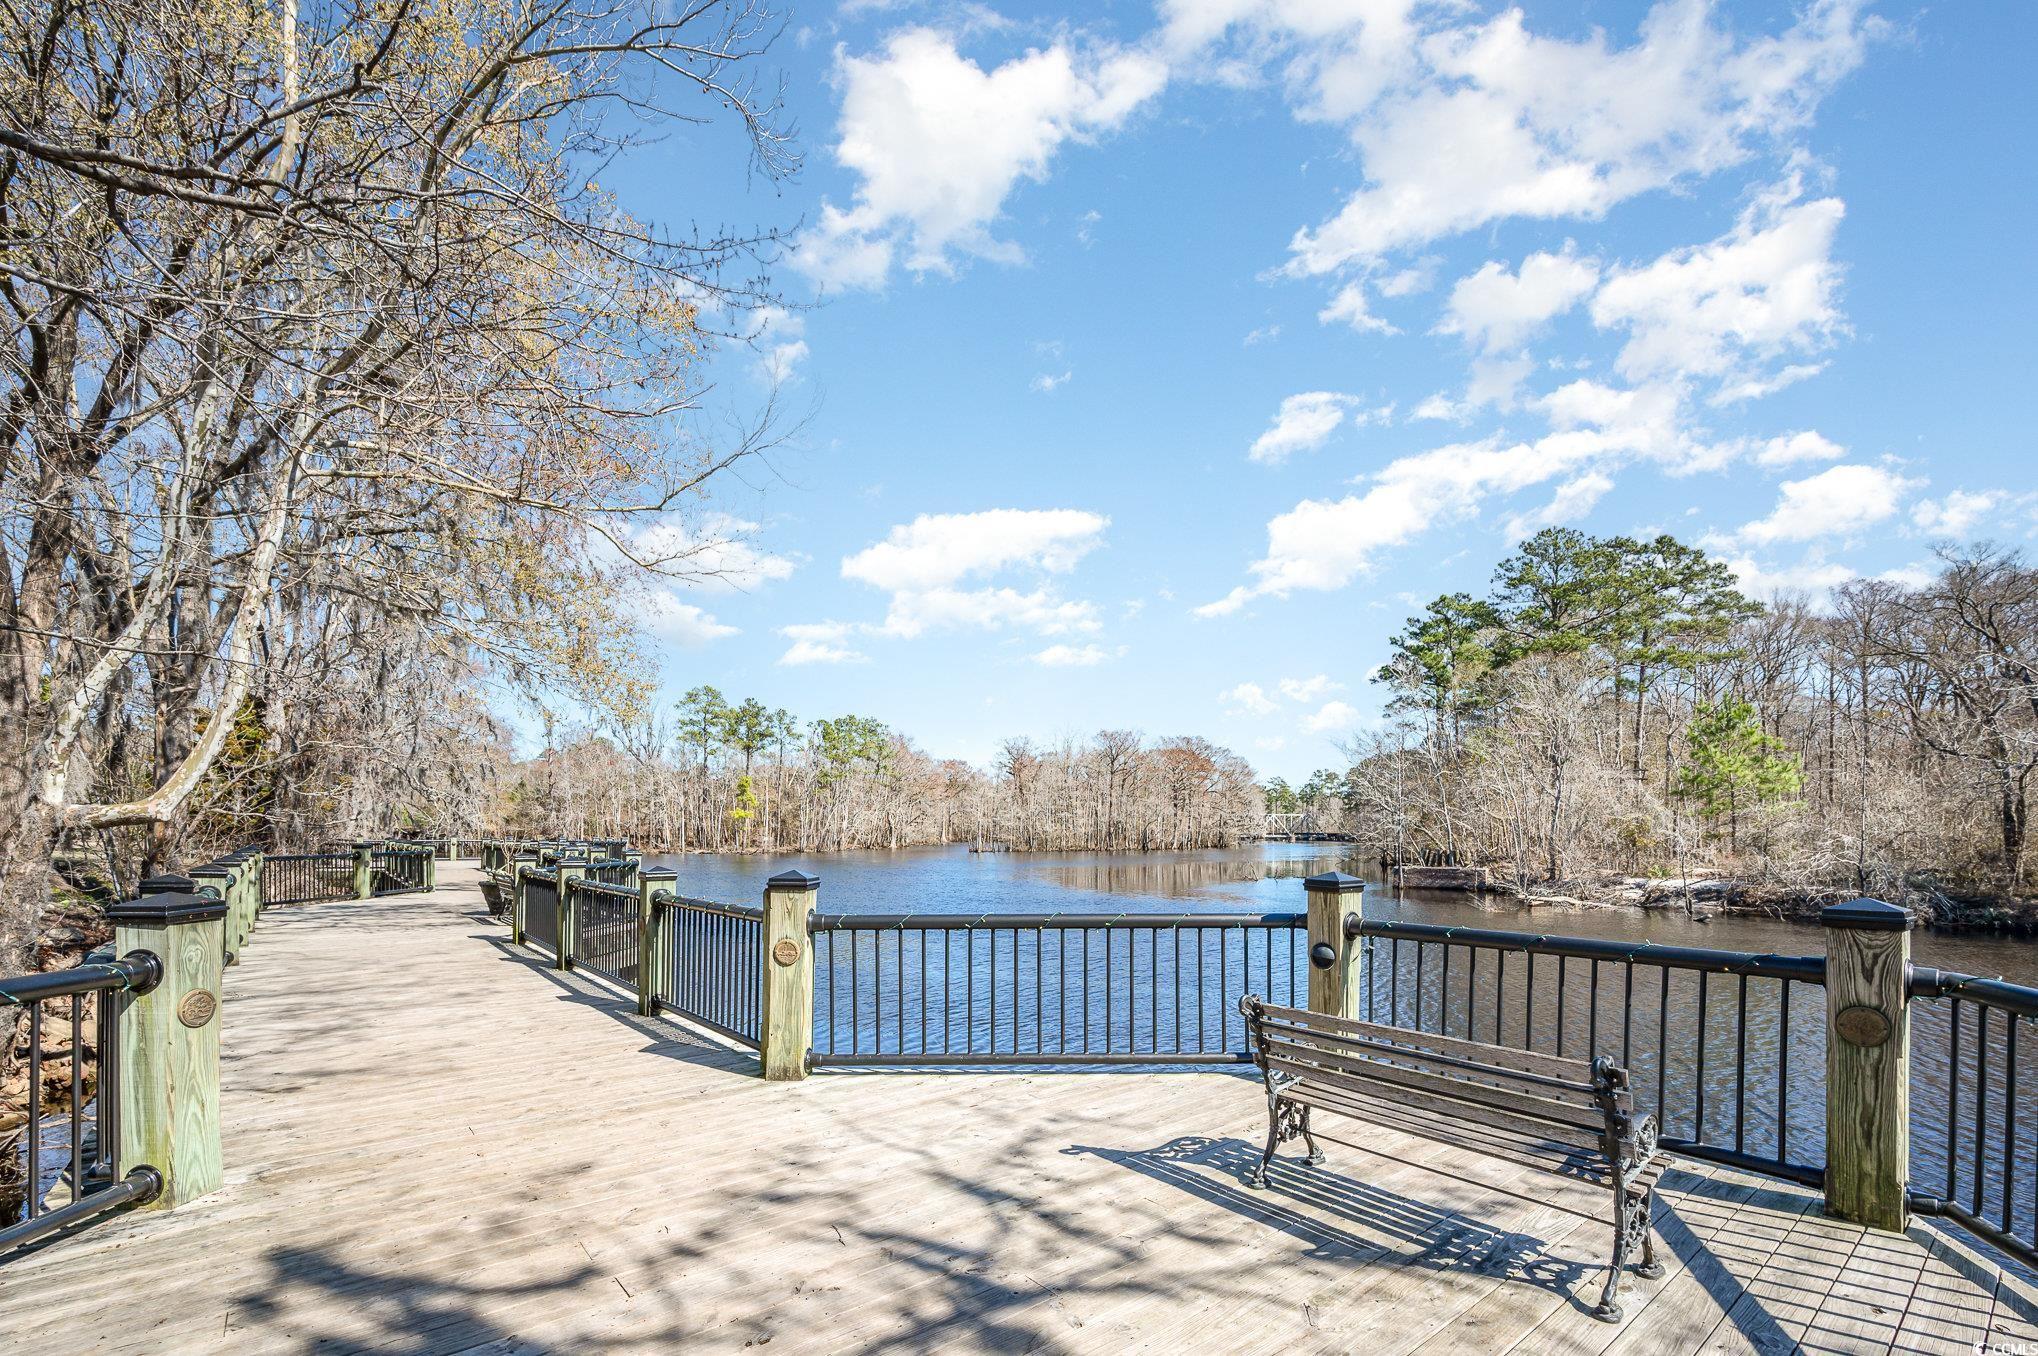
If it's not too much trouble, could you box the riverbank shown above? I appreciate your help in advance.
[1478,870,2038,934]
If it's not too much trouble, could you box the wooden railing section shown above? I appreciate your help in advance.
[4,840,442,1262]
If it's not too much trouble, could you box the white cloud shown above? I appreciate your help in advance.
[750,306,809,385]
[1033,643,1111,667]
[875,586,1100,640]
[1254,736,1288,753]
[1464,354,1536,411]
[1410,392,1466,423]
[642,595,739,647]
[1317,280,1398,334]
[843,509,1108,591]
[1590,183,1847,391]
[777,621,867,666]
[1243,323,1282,345]
[1304,700,1362,734]
[1913,490,2004,538]
[1724,553,1860,601]
[1378,258,1440,297]
[1711,361,1827,405]
[1750,430,1845,467]
[1278,674,1342,703]
[1502,471,1615,539]
[794,29,1166,288]
[1736,463,1919,545]
[1252,1,1873,275]
[1725,554,1936,603]
[832,509,1113,644]
[1248,391,1382,464]
[1200,432,1605,613]
[1221,681,1279,716]
[1030,369,1073,393]
[631,514,796,591]
[1439,247,1599,352]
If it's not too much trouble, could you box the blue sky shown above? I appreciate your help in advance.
[574,0,2035,782]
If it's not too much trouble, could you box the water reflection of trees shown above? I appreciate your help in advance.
[1028,852,1360,900]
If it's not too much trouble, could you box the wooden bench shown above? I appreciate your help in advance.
[1239,997,1672,1322]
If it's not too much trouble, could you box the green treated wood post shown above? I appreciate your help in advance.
[638,868,676,1017]
[111,880,227,1211]
[1304,872,1365,1019]
[422,847,438,893]
[555,858,586,971]
[246,849,265,923]
[225,849,257,950]
[352,842,375,900]
[1823,897,1911,1231]
[760,870,818,1081]
[190,865,235,965]
[510,853,537,947]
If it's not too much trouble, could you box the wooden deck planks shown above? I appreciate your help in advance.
[0,866,2011,1354]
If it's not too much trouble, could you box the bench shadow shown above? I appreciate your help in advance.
[1069,1134,1595,1308]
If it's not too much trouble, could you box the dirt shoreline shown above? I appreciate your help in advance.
[1455,871,2038,934]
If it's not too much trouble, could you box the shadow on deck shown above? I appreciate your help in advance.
[0,865,2027,1355]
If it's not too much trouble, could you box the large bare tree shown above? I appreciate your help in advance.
[0,0,797,969]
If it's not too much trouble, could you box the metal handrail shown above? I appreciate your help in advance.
[1,949,163,1261]
[1908,966,2038,1016]
[0,952,161,1006]
[651,890,763,923]
[1350,917,1827,984]
[814,909,1308,932]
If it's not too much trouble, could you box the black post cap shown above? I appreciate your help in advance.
[639,867,680,880]
[138,873,195,894]
[108,890,229,925]
[1821,897,1910,931]
[767,870,821,892]
[1304,872,1365,894]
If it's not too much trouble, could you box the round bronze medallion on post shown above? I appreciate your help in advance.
[1834,1003,1892,1048]
[772,938,801,967]
[177,990,220,1029]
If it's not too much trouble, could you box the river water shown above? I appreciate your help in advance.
[644,841,2038,1243]
[646,840,2038,983]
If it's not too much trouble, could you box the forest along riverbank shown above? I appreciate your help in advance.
[643,842,2038,986]
[1448,867,2038,934]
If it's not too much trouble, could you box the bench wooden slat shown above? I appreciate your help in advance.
[1264,1052,1609,1153]
[1284,1082,1669,1197]
[1262,1030,1610,1132]
[1255,1015,1605,1109]
[1258,1001,1596,1085]
[1283,1081,1606,1169]
[1247,1011,1614,1109]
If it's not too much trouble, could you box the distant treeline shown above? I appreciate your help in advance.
[492,694,1262,853]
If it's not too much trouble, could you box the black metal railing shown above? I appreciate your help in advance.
[807,911,1310,1066]
[259,852,355,906]
[370,847,428,896]
[1351,918,1828,1184]
[571,881,639,987]
[522,870,560,955]
[583,857,637,888]
[1907,967,2038,1270]
[651,892,762,1047]
[1,951,165,1259]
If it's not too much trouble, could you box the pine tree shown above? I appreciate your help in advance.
[1676,699,1802,852]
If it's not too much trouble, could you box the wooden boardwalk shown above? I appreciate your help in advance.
[4,865,2031,1354]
